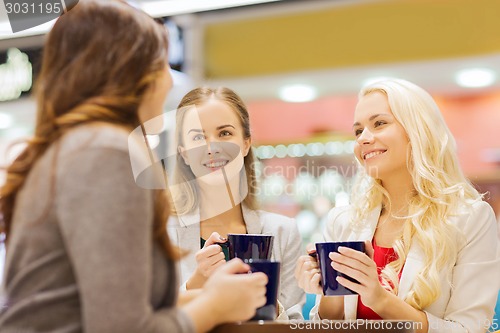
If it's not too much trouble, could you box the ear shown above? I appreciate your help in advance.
[242,138,251,157]
[178,146,189,165]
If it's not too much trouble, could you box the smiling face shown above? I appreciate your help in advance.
[179,98,251,183]
[353,91,410,181]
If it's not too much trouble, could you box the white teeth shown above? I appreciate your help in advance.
[364,151,385,160]
[205,161,228,168]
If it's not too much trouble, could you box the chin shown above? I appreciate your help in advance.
[197,170,227,186]
[364,164,381,179]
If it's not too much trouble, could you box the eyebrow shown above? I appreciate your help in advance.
[352,114,391,128]
[187,129,203,134]
[187,124,236,134]
[217,124,236,130]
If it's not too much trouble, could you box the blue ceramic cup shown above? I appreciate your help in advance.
[227,234,274,260]
[244,259,280,321]
[315,241,366,296]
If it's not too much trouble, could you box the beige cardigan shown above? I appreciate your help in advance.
[168,205,306,321]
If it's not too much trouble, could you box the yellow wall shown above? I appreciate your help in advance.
[204,0,500,78]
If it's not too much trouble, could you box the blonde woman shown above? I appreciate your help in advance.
[295,79,499,333]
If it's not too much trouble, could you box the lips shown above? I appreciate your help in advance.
[363,149,387,160]
[203,159,229,170]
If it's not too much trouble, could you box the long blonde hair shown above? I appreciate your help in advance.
[350,79,481,309]
[171,87,259,215]
[0,0,179,259]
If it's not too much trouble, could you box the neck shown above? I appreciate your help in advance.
[197,172,244,221]
[200,204,246,229]
[199,203,247,240]
[380,172,415,215]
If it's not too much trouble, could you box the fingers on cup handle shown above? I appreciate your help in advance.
[295,256,308,279]
[305,243,316,253]
[312,270,322,287]
[205,232,227,247]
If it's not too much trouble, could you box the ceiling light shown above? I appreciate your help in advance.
[0,1,282,39]
[139,0,282,17]
[279,84,317,103]
[455,68,496,88]
[0,113,14,129]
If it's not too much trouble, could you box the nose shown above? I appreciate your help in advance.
[356,128,374,145]
[207,141,222,155]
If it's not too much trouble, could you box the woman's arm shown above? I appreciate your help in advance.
[186,233,226,290]
[422,201,499,333]
[177,290,202,306]
[332,242,429,332]
[318,295,345,319]
[371,293,429,332]
[182,259,268,333]
[333,202,500,333]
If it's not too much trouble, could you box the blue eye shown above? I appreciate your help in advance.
[192,134,205,141]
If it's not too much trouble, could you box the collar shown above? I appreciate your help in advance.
[175,203,263,234]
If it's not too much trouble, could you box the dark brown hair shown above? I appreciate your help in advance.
[0,0,178,259]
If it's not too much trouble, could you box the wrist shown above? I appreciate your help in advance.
[370,289,391,314]
[187,271,206,290]
[182,293,220,333]
[201,295,220,327]
[186,277,195,290]
[199,292,225,327]
[318,295,344,320]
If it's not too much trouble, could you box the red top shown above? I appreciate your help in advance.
[356,238,401,320]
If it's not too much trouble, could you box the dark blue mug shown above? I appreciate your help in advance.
[244,259,280,321]
[227,234,274,260]
[315,241,366,296]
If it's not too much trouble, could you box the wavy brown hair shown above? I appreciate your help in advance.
[0,0,178,259]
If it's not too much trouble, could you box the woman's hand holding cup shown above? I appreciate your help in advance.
[294,243,322,294]
[187,232,227,289]
[204,258,268,323]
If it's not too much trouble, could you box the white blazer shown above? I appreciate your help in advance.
[168,205,306,320]
[311,201,500,333]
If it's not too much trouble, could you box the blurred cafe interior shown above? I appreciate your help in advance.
[1,0,500,306]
